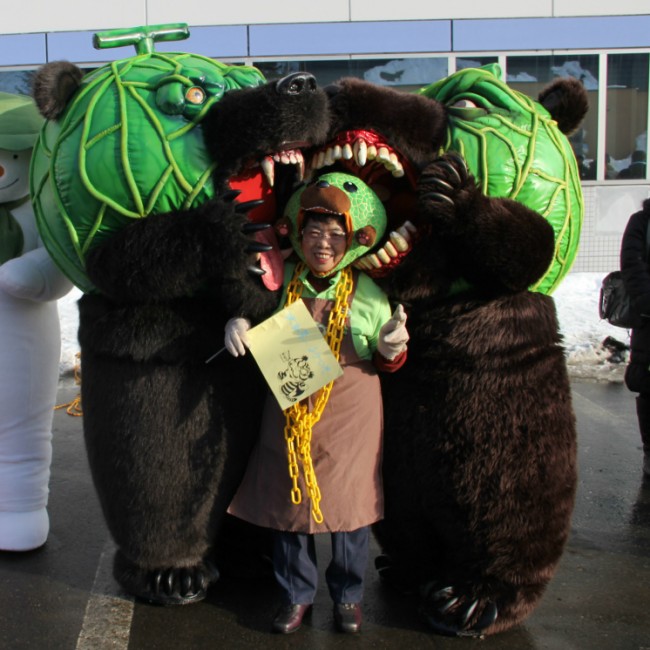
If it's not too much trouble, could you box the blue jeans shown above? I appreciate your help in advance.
[273,527,370,605]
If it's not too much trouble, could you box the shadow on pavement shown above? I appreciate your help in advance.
[1,377,649,649]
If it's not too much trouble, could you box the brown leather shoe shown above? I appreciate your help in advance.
[271,603,312,634]
[333,602,362,633]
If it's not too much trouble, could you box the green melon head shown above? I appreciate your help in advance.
[420,64,584,294]
[30,23,266,292]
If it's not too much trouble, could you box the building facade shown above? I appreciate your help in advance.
[2,2,650,274]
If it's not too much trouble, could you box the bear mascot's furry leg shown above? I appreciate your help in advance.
[376,153,577,636]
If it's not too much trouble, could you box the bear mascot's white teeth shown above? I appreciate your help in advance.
[260,149,305,188]
[353,221,417,273]
[309,139,405,178]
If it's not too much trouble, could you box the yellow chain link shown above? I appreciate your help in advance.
[283,263,354,524]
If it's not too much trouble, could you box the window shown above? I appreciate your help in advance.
[0,69,36,95]
[457,56,498,71]
[506,54,599,180]
[253,58,448,93]
[2,50,648,185]
[606,53,648,181]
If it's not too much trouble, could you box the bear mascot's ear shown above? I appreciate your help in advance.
[538,77,589,136]
[32,61,83,121]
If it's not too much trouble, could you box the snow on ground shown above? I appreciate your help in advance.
[58,287,82,378]
[553,272,630,383]
[56,272,632,383]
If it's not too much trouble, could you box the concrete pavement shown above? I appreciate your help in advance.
[0,376,649,649]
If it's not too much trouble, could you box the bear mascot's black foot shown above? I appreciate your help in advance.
[113,550,219,605]
[420,581,498,638]
[374,553,420,596]
[375,554,498,636]
[212,516,275,582]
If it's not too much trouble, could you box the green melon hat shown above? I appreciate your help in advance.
[0,92,44,150]
[284,172,387,275]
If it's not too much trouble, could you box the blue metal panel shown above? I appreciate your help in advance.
[157,25,249,59]
[17,16,650,67]
[46,25,249,64]
[250,20,451,57]
[0,33,46,66]
[47,31,119,64]
[454,16,650,51]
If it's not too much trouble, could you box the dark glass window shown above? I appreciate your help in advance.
[457,56,498,71]
[0,70,36,95]
[253,58,448,92]
[606,53,648,180]
[507,54,599,180]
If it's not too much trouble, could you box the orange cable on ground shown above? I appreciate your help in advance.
[54,352,83,417]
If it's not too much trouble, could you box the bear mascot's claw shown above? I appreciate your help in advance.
[114,550,219,606]
[421,582,498,638]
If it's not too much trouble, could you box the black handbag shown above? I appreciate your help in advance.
[599,271,643,328]
[599,223,650,329]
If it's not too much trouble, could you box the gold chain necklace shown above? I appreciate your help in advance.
[283,262,354,524]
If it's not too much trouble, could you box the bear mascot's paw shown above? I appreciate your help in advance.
[418,150,471,217]
[419,581,499,638]
[114,550,220,606]
[416,151,556,295]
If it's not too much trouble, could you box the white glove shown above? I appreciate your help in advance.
[377,304,409,360]
[224,317,251,357]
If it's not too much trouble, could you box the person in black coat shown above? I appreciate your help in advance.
[620,197,650,476]
[617,150,647,180]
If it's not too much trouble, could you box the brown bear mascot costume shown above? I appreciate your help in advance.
[32,45,586,637]
[32,61,330,604]
[309,75,585,636]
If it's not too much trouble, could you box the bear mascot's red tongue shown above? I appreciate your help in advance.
[252,226,284,291]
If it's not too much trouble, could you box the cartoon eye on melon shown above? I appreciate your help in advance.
[29,23,265,292]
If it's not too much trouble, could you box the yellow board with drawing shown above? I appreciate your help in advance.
[247,300,343,410]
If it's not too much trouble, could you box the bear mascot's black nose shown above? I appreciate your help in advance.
[276,72,317,96]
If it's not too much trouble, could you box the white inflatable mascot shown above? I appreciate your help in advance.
[0,92,72,551]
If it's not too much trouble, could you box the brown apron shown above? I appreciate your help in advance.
[228,290,384,533]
